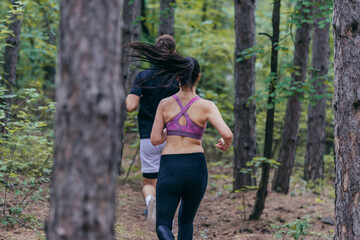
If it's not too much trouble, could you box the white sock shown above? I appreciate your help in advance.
[145,195,152,208]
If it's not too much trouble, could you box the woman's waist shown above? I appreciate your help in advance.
[165,136,203,147]
[160,152,206,166]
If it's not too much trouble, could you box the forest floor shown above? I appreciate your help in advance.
[0,150,335,240]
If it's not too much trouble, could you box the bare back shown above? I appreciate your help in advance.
[161,95,209,154]
[151,91,232,155]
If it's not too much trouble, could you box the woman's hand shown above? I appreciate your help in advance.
[216,138,230,151]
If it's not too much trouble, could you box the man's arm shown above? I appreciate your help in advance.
[126,94,140,112]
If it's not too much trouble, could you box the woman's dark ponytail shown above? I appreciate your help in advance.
[128,42,200,89]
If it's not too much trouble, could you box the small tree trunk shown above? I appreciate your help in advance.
[249,0,281,220]
[46,1,124,239]
[141,0,151,37]
[303,4,330,181]
[159,0,175,36]
[122,0,141,91]
[333,0,360,238]
[272,1,312,194]
[118,0,142,174]
[41,6,57,101]
[1,0,22,133]
[233,0,257,191]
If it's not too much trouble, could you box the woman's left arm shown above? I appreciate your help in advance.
[151,101,167,146]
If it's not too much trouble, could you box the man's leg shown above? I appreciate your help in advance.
[142,177,157,203]
[140,139,166,231]
[142,174,157,232]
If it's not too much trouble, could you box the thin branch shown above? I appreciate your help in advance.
[124,146,140,182]
[259,32,273,40]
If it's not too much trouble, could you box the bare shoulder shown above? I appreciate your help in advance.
[198,98,217,111]
[159,96,175,106]
[159,96,174,105]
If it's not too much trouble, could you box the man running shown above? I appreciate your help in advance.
[126,35,178,232]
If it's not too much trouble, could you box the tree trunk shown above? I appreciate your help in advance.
[303,4,330,181]
[249,0,281,220]
[41,5,57,101]
[272,1,312,194]
[1,0,22,134]
[233,0,256,191]
[46,1,124,239]
[122,0,141,91]
[141,0,151,37]
[333,0,360,239]
[159,0,175,36]
[119,0,142,174]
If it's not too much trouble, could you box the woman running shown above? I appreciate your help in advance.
[129,42,233,240]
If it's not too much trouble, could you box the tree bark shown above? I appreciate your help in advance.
[233,0,256,191]
[122,0,141,91]
[159,0,175,36]
[249,0,281,220]
[46,1,124,239]
[272,1,312,194]
[1,0,22,134]
[333,0,360,239]
[303,4,330,181]
[118,0,141,173]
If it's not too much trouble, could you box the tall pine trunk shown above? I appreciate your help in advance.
[272,1,312,194]
[122,0,141,91]
[333,0,360,238]
[1,0,22,134]
[303,4,330,181]
[233,0,256,190]
[118,0,142,173]
[159,0,175,36]
[46,1,124,239]
[249,0,281,220]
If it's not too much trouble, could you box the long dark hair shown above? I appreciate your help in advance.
[128,42,200,89]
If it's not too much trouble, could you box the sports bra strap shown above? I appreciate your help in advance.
[173,95,184,110]
[167,95,206,140]
[172,95,200,119]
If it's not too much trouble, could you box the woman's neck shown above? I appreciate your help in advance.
[178,86,196,96]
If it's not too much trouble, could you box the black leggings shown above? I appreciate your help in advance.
[156,153,208,240]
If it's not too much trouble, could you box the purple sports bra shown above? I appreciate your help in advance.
[166,95,206,140]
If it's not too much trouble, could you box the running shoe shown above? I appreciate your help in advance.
[146,196,156,232]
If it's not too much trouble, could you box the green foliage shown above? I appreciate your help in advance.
[240,157,280,176]
[0,86,54,228]
[17,0,59,94]
[271,216,311,240]
[0,4,58,224]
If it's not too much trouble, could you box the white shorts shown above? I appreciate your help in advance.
[140,139,166,179]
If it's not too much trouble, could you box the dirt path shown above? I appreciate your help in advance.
[0,163,335,240]
[116,174,335,240]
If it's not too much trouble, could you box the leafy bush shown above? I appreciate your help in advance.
[0,87,54,228]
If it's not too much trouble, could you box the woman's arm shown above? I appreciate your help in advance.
[207,101,233,151]
[150,101,167,146]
